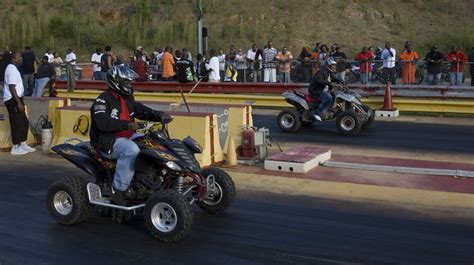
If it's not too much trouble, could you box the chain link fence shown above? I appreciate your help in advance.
[209,60,474,87]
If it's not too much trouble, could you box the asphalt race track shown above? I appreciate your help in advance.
[0,156,473,265]
[254,114,474,154]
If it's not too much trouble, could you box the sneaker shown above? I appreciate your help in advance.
[313,114,322,121]
[111,190,128,206]
[20,142,36,153]
[11,145,28,156]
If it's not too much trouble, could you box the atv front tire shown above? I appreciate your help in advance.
[277,109,302,132]
[145,190,193,242]
[336,110,362,136]
[46,176,91,225]
[198,167,236,214]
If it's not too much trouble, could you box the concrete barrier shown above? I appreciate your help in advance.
[0,104,36,150]
[24,97,70,135]
[50,106,223,166]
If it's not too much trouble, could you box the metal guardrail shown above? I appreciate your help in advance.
[56,89,474,114]
[55,80,474,99]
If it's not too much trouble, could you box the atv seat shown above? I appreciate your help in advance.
[305,95,321,104]
[76,141,117,168]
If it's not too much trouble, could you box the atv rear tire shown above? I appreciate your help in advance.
[336,110,362,136]
[277,109,302,132]
[46,176,91,225]
[145,190,192,242]
[198,167,236,215]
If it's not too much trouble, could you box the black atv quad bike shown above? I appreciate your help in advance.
[46,120,236,242]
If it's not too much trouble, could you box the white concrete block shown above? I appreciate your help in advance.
[264,146,331,173]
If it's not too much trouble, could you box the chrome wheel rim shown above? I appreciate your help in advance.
[341,116,356,131]
[280,113,295,129]
[53,191,73,215]
[203,182,223,206]
[150,202,177,232]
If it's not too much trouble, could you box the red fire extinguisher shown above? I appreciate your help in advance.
[240,127,256,158]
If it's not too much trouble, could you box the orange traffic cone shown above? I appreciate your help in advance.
[382,82,394,110]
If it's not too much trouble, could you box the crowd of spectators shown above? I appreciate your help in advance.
[1,41,474,98]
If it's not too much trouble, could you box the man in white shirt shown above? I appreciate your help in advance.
[381,42,397,84]
[206,49,220,82]
[3,52,36,155]
[217,48,226,81]
[91,48,103,80]
[44,48,54,63]
[246,43,262,82]
[65,48,77,92]
[263,41,278,83]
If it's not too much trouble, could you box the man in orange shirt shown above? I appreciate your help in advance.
[161,45,175,81]
[399,44,419,84]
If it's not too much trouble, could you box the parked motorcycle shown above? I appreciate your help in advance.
[277,85,374,136]
[47,120,236,242]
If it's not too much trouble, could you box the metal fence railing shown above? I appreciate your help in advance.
[52,60,474,87]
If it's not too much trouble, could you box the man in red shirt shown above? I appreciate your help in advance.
[447,46,467,86]
[354,47,374,84]
[131,51,149,81]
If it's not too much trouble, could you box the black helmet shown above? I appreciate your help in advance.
[106,65,138,96]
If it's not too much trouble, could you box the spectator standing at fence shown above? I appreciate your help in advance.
[332,46,348,83]
[447,46,467,86]
[131,51,149,82]
[45,48,54,63]
[161,45,175,81]
[64,48,77,92]
[100,46,115,80]
[235,49,246,82]
[469,47,474,86]
[153,47,163,66]
[317,44,330,73]
[195,53,209,82]
[424,45,444,85]
[52,52,63,79]
[91,48,103,80]
[21,47,37,96]
[176,50,196,83]
[355,47,374,84]
[218,48,226,81]
[33,56,55,97]
[276,47,293,83]
[298,47,312,83]
[399,44,419,84]
[311,44,320,76]
[381,42,397,84]
[263,41,278,83]
[3,52,36,155]
[206,49,220,83]
[246,44,263,82]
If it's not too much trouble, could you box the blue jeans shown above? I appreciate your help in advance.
[279,72,290,83]
[33,77,50,97]
[102,135,141,191]
[22,74,35,96]
[93,71,104,80]
[315,90,333,117]
[360,72,371,84]
[425,73,441,85]
[449,72,463,86]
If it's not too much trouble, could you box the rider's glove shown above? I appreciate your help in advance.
[161,113,173,124]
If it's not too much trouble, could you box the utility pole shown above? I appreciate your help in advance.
[196,0,203,55]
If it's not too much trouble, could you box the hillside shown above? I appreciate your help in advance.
[0,0,473,61]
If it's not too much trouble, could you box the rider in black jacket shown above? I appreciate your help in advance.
[90,65,171,205]
[308,58,343,121]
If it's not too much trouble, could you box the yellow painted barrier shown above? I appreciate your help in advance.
[24,97,71,135]
[0,104,36,149]
[56,89,474,114]
[51,106,223,166]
